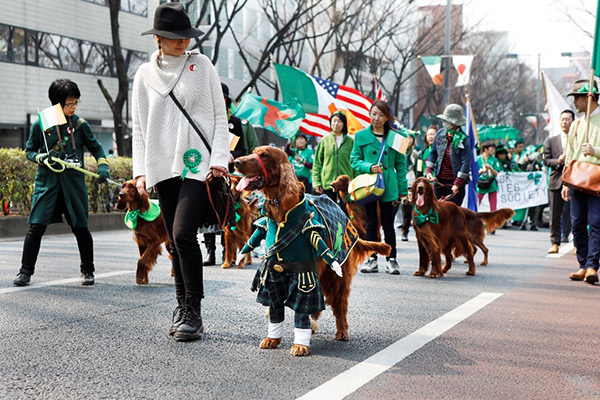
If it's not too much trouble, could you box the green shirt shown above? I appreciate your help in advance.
[476,155,501,194]
[289,147,314,182]
[312,132,355,190]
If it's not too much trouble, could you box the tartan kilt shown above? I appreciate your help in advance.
[255,269,325,315]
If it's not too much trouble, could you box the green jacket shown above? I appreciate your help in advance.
[289,147,314,182]
[350,125,408,202]
[240,119,259,155]
[312,132,355,190]
[25,115,107,228]
[476,155,501,194]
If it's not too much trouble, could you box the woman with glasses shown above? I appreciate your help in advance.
[12,79,111,287]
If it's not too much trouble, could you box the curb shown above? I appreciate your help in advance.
[0,213,127,239]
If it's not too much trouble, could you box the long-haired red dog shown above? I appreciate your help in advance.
[411,177,475,278]
[116,180,171,284]
[234,146,390,356]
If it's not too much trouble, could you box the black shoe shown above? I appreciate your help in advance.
[530,225,538,231]
[168,301,185,336]
[13,272,31,286]
[401,232,408,242]
[174,298,203,341]
[520,224,527,231]
[81,273,95,286]
[561,236,569,243]
[203,251,216,266]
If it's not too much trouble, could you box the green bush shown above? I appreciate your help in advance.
[0,148,132,216]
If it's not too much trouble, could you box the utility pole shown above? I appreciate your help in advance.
[445,0,451,105]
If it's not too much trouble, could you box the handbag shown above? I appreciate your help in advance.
[169,92,237,230]
[561,119,600,197]
[476,178,494,190]
[348,139,386,205]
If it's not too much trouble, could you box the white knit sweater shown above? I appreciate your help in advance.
[131,50,230,188]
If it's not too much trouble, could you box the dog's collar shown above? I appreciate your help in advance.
[124,199,161,229]
[252,153,269,184]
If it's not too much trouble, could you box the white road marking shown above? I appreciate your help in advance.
[546,242,575,258]
[297,292,503,400]
[0,270,135,294]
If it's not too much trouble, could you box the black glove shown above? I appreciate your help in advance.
[97,163,110,183]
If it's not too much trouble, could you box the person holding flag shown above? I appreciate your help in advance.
[426,104,472,206]
[12,79,111,287]
[351,100,408,275]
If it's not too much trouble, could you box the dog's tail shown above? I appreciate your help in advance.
[352,239,391,265]
[476,208,515,233]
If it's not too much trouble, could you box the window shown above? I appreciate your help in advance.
[82,0,148,17]
[233,52,244,80]
[0,23,148,78]
[218,50,229,77]
[0,25,25,63]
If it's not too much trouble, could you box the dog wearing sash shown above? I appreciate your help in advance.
[235,146,390,356]
[117,180,171,284]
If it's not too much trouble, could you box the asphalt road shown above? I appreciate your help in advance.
[0,225,598,399]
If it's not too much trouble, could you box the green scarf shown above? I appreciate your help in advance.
[448,129,467,149]
[124,199,161,229]
[414,208,439,227]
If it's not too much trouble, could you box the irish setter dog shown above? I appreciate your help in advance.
[116,180,171,284]
[234,146,390,356]
[411,177,475,278]
[460,207,515,266]
[221,175,257,269]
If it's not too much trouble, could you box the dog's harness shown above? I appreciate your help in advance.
[124,199,161,229]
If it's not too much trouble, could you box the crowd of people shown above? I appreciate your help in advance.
[10,3,599,344]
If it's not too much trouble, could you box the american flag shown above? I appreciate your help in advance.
[300,76,372,137]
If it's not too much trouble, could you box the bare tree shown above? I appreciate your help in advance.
[97,0,129,156]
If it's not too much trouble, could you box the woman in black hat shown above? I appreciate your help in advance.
[132,2,230,341]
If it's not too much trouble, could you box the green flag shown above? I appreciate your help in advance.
[234,93,305,139]
[593,0,600,76]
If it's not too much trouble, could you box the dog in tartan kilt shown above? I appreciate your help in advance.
[235,146,391,356]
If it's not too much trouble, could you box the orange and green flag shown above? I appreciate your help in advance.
[234,93,305,139]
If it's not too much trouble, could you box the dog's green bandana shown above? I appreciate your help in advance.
[414,208,439,227]
[124,199,161,229]
[181,149,201,180]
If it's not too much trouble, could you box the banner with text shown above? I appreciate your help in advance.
[496,171,548,209]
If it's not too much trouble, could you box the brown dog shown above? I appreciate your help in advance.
[221,175,257,269]
[460,207,515,266]
[234,146,391,356]
[411,177,475,278]
[116,180,171,284]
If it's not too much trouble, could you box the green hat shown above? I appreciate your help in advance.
[495,145,508,155]
[515,137,525,144]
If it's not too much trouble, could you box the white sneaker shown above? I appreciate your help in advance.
[360,257,378,273]
[386,258,400,275]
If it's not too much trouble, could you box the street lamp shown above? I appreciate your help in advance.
[506,53,541,144]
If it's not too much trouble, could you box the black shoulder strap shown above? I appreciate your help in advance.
[169,91,212,153]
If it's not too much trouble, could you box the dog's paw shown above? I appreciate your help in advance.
[413,271,425,276]
[335,331,349,341]
[221,263,232,269]
[290,344,309,356]
[466,271,476,276]
[136,273,149,285]
[428,272,441,279]
[480,261,488,266]
[236,262,245,269]
[259,338,281,349]
[310,318,319,334]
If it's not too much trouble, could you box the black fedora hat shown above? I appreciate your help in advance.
[142,3,204,39]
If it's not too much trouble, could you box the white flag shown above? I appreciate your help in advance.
[452,55,474,87]
[541,70,572,137]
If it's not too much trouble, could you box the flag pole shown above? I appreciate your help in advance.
[585,71,594,143]
[464,88,480,144]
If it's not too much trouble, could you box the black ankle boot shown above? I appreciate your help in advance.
[203,250,216,266]
[174,297,203,341]
[168,298,185,336]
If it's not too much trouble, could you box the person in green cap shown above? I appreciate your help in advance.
[476,141,501,216]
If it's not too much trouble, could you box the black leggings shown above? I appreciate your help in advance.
[155,178,209,300]
[364,200,398,259]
